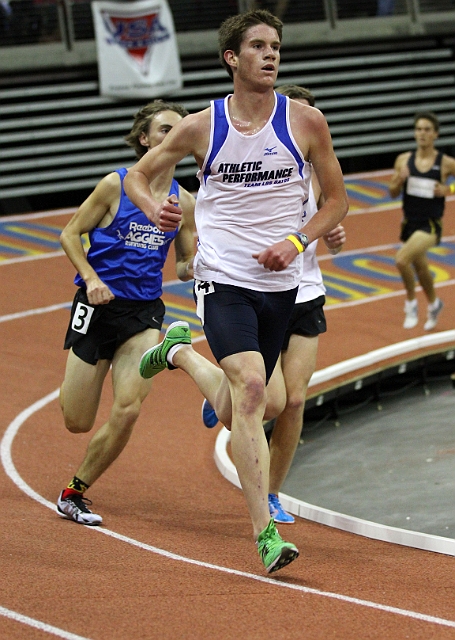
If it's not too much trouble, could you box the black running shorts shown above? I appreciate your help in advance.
[400,217,442,244]
[193,280,297,382]
[64,288,165,365]
[281,295,326,351]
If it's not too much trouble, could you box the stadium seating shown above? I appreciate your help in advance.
[1,36,455,209]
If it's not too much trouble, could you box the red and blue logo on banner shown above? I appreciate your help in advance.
[101,10,170,73]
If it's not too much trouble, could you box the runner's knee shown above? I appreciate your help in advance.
[236,374,266,414]
[395,252,412,270]
[110,398,142,430]
[63,412,95,434]
[264,391,286,421]
[285,390,306,414]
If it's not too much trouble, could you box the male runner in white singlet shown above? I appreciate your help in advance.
[201,85,347,526]
[124,9,348,574]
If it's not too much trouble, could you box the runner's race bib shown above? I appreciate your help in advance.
[406,176,436,199]
[71,302,95,334]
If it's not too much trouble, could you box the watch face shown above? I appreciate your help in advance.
[299,233,309,248]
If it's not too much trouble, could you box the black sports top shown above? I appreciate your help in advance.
[403,150,445,221]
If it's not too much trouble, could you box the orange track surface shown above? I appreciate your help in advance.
[1,198,455,639]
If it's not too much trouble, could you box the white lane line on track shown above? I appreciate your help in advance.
[0,302,71,324]
[2,277,455,325]
[0,250,66,266]
[2,233,454,266]
[325,279,455,310]
[0,209,77,223]
[0,202,416,269]
[0,606,92,640]
[2,392,455,631]
[0,304,206,346]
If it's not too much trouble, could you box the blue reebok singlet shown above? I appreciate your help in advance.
[74,168,179,300]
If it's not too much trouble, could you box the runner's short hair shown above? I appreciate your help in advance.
[218,9,283,79]
[125,100,189,159]
[276,85,315,106]
[414,111,439,133]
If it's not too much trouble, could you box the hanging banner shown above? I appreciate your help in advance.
[91,0,182,98]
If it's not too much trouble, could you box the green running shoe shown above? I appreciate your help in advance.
[139,321,191,379]
[257,518,299,574]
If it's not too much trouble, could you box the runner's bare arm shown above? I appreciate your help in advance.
[254,107,348,271]
[60,173,120,304]
[124,111,210,230]
[435,154,455,196]
[389,152,411,198]
[301,107,348,243]
[174,187,196,281]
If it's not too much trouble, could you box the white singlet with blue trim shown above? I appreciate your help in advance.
[296,183,326,304]
[193,92,311,292]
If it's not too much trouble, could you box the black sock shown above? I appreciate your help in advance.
[66,476,90,494]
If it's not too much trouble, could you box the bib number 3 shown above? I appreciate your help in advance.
[72,302,94,334]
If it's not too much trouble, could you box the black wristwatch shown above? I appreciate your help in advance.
[293,232,309,251]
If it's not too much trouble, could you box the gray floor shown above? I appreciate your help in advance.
[284,377,455,539]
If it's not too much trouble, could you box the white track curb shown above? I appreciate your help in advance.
[214,331,455,556]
